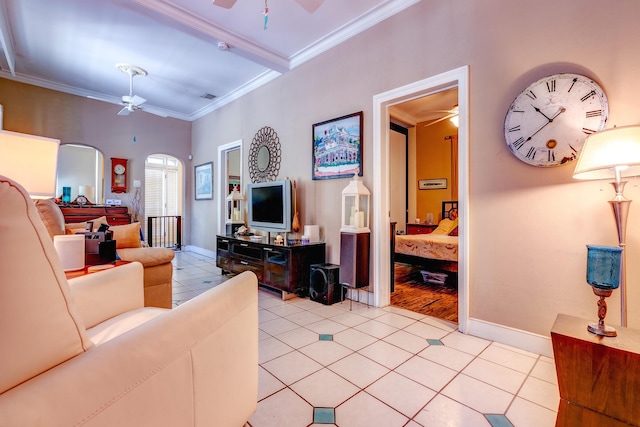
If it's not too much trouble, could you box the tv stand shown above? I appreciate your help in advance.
[216,235,326,296]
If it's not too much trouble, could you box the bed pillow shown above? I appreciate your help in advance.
[431,218,458,235]
[449,226,458,236]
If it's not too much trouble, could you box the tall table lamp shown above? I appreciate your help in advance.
[0,129,60,199]
[573,125,640,327]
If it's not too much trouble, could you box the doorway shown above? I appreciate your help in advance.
[144,154,183,248]
[389,88,459,323]
[217,140,243,235]
[372,66,469,333]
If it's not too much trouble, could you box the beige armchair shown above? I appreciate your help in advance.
[0,176,258,426]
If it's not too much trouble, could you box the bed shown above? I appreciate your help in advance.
[391,201,458,287]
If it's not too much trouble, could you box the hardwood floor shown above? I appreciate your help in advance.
[391,263,458,323]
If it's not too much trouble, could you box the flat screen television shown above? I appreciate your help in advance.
[247,179,292,233]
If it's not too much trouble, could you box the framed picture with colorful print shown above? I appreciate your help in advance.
[312,111,363,180]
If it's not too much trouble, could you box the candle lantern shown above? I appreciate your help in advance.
[225,185,245,235]
[341,174,370,233]
[585,244,623,337]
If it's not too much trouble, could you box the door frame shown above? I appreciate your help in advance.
[217,140,243,235]
[372,65,469,333]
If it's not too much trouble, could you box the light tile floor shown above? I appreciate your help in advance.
[172,251,559,427]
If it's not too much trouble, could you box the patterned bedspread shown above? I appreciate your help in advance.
[394,234,458,262]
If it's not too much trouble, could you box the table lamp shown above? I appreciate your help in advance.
[0,129,60,199]
[573,125,640,327]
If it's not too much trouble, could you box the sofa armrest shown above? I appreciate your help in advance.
[0,271,259,427]
[68,262,145,329]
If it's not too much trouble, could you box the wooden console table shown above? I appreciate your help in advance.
[551,313,640,427]
[59,205,131,225]
[216,235,325,296]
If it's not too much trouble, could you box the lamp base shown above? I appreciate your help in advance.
[587,321,617,337]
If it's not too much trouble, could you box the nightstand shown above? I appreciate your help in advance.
[406,223,438,235]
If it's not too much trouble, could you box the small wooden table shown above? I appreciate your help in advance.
[406,223,438,235]
[65,260,130,280]
[551,313,640,427]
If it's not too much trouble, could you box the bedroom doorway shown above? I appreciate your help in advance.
[389,88,459,323]
[371,66,469,333]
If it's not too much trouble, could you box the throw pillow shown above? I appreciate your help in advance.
[110,222,142,249]
[34,199,65,238]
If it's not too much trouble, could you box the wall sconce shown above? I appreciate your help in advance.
[573,125,640,327]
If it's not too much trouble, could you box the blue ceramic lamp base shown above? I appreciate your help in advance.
[587,287,617,337]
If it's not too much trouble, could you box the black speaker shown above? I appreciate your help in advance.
[309,263,340,305]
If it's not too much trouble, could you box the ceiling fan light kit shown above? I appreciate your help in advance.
[116,63,148,116]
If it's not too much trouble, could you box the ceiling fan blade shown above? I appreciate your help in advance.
[130,95,146,106]
[211,0,237,9]
[295,0,323,13]
[117,106,131,116]
[424,113,456,127]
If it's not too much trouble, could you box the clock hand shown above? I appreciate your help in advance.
[524,108,567,143]
[533,106,553,122]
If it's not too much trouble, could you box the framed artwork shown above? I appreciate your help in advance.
[312,111,363,180]
[418,178,447,190]
[194,162,213,200]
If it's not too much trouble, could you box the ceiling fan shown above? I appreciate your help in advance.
[211,0,324,13]
[424,105,459,127]
[116,63,147,116]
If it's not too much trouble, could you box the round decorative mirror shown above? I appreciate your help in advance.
[249,126,281,182]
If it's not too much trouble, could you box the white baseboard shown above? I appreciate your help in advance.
[183,245,216,259]
[467,318,553,358]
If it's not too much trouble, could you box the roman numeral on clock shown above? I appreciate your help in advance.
[582,128,596,135]
[508,125,521,133]
[512,137,526,150]
[547,80,556,92]
[585,110,602,118]
[525,147,536,159]
[526,90,537,100]
[581,90,596,102]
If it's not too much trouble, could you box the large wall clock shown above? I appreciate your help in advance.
[504,73,609,167]
[111,157,128,193]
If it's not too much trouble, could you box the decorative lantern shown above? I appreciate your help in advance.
[225,185,245,234]
[341,174,370,233]
[585,244,623,337]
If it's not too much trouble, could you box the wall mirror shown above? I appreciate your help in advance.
[56,144,104,204]
[249,126,281,182]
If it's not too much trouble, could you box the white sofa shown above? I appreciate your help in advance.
[0,175,258,426]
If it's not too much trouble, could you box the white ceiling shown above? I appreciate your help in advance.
[0,0,420,121]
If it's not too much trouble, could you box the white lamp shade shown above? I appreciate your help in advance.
[53,235,85,272]
[0,130,60,198]
[573,125,640,180]
[79,185,95,202]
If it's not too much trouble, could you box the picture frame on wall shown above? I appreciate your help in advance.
[418,178,447,190]
[312,111,363,180]
[194,162,213,200]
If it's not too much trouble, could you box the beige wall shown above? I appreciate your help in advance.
[192,0,640,336]
[0,78,193,243]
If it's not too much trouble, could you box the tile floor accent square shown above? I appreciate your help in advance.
[428,339,444,345]
[486,413,514,427]
[319,334,333,341]
[313,407,335,424]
